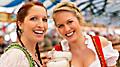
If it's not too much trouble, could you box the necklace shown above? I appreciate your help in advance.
[34,60,40,67]
[19,40,42,67]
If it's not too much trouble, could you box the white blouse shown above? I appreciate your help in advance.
[85,35,119,67]
[0,48,38,67]
[60,35,119,67]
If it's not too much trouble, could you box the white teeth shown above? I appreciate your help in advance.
[35,31,43,34]
[66,32,73,36]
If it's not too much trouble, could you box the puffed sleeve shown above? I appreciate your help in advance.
[0,49,29,67]
[103,41,119,66]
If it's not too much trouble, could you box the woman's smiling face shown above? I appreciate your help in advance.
[54,11,82,42]
[20,5,48,42]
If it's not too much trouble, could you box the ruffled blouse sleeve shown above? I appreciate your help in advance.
[103,41,119,66]
[0,49,29,67]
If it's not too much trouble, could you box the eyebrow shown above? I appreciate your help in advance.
[67,18,72,21]
[66,18,73,22]
[56,23,62,27]
[42,14,48,18]
[56,18,72,25]
[32,14,48,18]
[42,14,49,18]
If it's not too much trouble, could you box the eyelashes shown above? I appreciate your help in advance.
[29,16,47,22]
[57,24,64,28]
[42,18,47,22]
[57,20,73,28]
[67,20,73,24]
[30,16,37,21]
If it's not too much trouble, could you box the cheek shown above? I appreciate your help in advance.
[58,29,65,36]
[44,23,48,31]
[73,22,80,29]
[23,22,34,31]
[76,25,82,33]
[24,25,32,33]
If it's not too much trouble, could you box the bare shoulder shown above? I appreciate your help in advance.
[99,36,110,48]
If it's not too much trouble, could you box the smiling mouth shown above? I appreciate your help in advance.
[65,30,75,37]
[33,30,44,34]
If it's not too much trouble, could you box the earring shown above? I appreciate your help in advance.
[21,29,24,33]
[19,28,23,33]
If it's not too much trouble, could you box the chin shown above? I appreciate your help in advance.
[36,38,44,42]
[67,37,77,43]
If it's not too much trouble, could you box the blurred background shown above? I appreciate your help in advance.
[0,0,120,66]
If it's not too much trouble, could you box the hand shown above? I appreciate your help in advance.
[41,52,52,67]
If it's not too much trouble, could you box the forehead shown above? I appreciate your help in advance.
[27,5,47,17]
[54,11,76,22]
[55,10,74,16]
[54,11,76,20]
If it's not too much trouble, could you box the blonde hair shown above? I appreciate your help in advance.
[52,2,85,24]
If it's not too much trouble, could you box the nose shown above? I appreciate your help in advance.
[37,20,44,27]
[64,25,71,32]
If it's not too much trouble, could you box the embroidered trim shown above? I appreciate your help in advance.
[90,35,107,67]
[5,43,35,67]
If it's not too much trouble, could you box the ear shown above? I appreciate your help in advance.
[17,21,23,29]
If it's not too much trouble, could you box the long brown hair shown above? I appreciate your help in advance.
[16,1,47,66]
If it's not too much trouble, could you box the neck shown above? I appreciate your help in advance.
[69,34,87,52]
[20,36,37,55]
